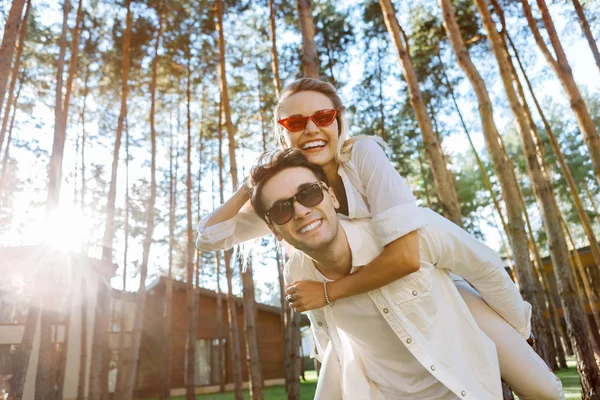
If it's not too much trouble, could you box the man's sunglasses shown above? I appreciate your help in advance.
[265,182,329,225]
[277,109,338,132]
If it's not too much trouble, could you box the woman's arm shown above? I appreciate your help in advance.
[196,186,272,251]
[286,138,423,311]
[204,186,251,228]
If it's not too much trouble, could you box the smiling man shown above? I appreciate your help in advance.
[247,149,564,400]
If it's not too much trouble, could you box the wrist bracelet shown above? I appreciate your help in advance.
[324,282,335,307]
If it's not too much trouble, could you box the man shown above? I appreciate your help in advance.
[247,149,562,399]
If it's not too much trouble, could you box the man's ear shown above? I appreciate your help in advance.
[268,223,284,241]
[327,186,340,210]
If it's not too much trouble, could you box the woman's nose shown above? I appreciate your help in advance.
[304,118,319,134]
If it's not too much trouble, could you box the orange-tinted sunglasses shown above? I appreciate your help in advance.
[277,109,338,132]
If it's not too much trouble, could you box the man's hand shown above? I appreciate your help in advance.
[285,280,327,312]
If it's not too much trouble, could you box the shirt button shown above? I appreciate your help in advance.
[430,365,436,371]
[412,290,418,296]
[406,338,412,344]
[383,308,389,314]
[461,390,467,397]
[317,322,323,327]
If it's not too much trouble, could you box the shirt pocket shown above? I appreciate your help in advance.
[390,268,438,330]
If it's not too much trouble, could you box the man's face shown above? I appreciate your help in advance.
[260,167,340,253]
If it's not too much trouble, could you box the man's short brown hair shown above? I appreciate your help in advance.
[248,149,330,222]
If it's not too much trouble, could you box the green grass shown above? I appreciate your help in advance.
[149,360,584,400]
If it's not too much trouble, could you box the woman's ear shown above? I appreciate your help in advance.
[328,187,340,210]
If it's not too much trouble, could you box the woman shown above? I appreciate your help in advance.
[197,78,563,399]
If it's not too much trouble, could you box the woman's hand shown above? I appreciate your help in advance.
[285,281,327,312]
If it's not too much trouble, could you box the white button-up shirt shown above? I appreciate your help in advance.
[285,211,532,400]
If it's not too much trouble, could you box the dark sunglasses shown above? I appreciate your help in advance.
[265,182,329,225]
[277,109,338,132]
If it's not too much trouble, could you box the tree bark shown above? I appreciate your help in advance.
[242,261,264,400]
[475,0,600,396]
[0,77,22,193]
[184,57,198,400]
[55,293,73,400]
[12,297,41,400]
[0,0,29,156]
[216,1,263,397]
[440,0,555,364]
[92,1,132,398]
[123,11,161,400]
[503,23,600,280]
[76,281,88,400]
[268,0,282,94]
[296,0,319,78]
[520,0,600,188]
[379,0,463,226]
[0,0,26,113]
[276,247,292,394]
[571,0,600,79]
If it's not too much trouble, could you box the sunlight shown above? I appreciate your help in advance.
[36,206,93,253]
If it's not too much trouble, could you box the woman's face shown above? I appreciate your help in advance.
[278,91,339,168]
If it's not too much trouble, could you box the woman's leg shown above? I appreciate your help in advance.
[455,279,565,400]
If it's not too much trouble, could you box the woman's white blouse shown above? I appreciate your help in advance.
[196,137,425,250]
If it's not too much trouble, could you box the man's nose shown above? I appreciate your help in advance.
[293,199,311,219]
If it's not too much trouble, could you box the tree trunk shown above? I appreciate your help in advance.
[216,1,263,396]
[46,0,71,212]
[377,38,386,141]
[61,0,84,131]
[79,61,90,253]
[440,0,554,363]
[184,58,197,400]
[162,103,178,400]
[296,0,319,78]
[475,1,600,397]
[55,294,73,400]
[0,0,26,113]
[0,77,22,193]
[76,281,88,400]
[12,296,40,400]
[92,1,132,398]
[268,0,282,94]
[520,0,600,188]
[276,247,292,393]
[287,311,301,400]
[379,0,462,226]
[114,119,130,399]
[34,308,55,400]
[571,0,600,74]
[503,24,600,279]
[0,0,29,156]
[123,12,161,400]
[242,261,264,400]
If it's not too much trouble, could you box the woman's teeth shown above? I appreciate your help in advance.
[302,140,326,150]
[299,219,322,234]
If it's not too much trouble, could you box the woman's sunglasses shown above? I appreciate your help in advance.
[277,109,338,132]
[265,182,329,225]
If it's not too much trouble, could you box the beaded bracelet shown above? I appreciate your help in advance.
[324,281,335,307]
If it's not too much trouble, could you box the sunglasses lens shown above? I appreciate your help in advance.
[269,202,294,225]
[297,185,325,208]
[280,117,307,132]
[312,110,337,127]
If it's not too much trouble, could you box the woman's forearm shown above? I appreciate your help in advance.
[327,230,421,302]
[205,186,251,228]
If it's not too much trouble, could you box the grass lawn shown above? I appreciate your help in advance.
[149,359,583,399]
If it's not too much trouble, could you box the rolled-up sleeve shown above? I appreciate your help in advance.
[196,207,271,251]
[421,209,532,338]
[351,138,425,245]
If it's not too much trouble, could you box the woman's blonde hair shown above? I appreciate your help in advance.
[274,78,358,163]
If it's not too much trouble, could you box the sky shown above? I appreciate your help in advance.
[1,0,600,306]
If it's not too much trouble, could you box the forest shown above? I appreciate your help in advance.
[0,0,599,399]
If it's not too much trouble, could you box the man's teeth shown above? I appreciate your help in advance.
[300,220,322,234]
[302,140,326,150]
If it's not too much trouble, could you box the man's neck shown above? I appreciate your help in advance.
[304,223,352,280]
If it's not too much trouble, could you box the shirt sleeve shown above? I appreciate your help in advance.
[421,209,532,339]
[196,205,272,251]
[351,138,425,246]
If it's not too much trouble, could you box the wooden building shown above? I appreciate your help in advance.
[132,277,308,398]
